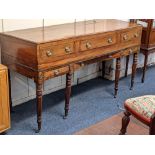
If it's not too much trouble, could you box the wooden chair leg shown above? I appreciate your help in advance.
[119,111,131,135]
[125,55,129,77]
[149,114,155,135]
[149,126,155,135]
[141,52,148,83]
[63,69,72,119]
[114,58,121,98]
[130,53,138,90]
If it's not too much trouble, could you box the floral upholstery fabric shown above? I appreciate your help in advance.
[125,95,155,121]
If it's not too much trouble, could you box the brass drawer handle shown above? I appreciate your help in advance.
[129,49,133,54]
[81,63,85,67]
[134,33,139,38]
[65,46,71,54]
[120,52,124,57]
[123,35,128,41]
[46,50,53,57]
[108,38,113,43]
[108,55,113,58]
[86,42,92,49]
[54,70,60,76]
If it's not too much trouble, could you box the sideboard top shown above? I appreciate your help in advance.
[0,19,140,44]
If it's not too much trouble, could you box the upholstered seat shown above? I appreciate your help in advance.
[120,95,155,135]
[125,95,155,124]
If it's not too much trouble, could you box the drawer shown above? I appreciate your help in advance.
[80,33,117,51]
[39,42,74,62]
[120,46,140,57]
[121,28,141,43]
[44,66,69,80]
[105,46,140,60]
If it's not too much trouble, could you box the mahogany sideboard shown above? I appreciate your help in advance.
[0,19,142,132]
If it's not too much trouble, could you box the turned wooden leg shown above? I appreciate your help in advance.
[114,58,121,98]
[130,53,138,90]
[35,73,43,133]
[149,125,155,135]
[149,114,155,135]
[63,70,72,119]
[141,51,148,83]
[119,111,131,135]
[102,61,106,78]
[8,69,13,112]
[125,55,129,77]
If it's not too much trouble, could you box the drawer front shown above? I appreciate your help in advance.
[121,28,141,43]
[39,42,74,62]
[105,46,140,59]
[119,46,140,57]
[44,66,69,80]
[80,33,117,51]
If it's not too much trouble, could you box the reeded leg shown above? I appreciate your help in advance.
[119,111,131,135]
[102,61,106,78]
[130,53,138,90]
[35,74,43,133]
[63,70,72,119]
[114,58,121,98]
[141,51,148,83]
[125,55,129,77]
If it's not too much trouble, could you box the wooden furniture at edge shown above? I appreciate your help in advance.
[0,20,142,132]
[0,64,10,134]
[126,19,155,83]
[119,95,155,135]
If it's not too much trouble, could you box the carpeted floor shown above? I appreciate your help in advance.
[7,66,155,135]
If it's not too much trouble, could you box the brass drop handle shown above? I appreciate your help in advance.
[108,55,113,58]
[123,34,128,40]
[129,49,133,54]
[54,70,60,76]
[46,50,53,57]
[108,38,113,43]
[86,42,92,49]
[134,33,139,38]
[120,52,124,57]
[81,63,85,67]
[65,46,71,54]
